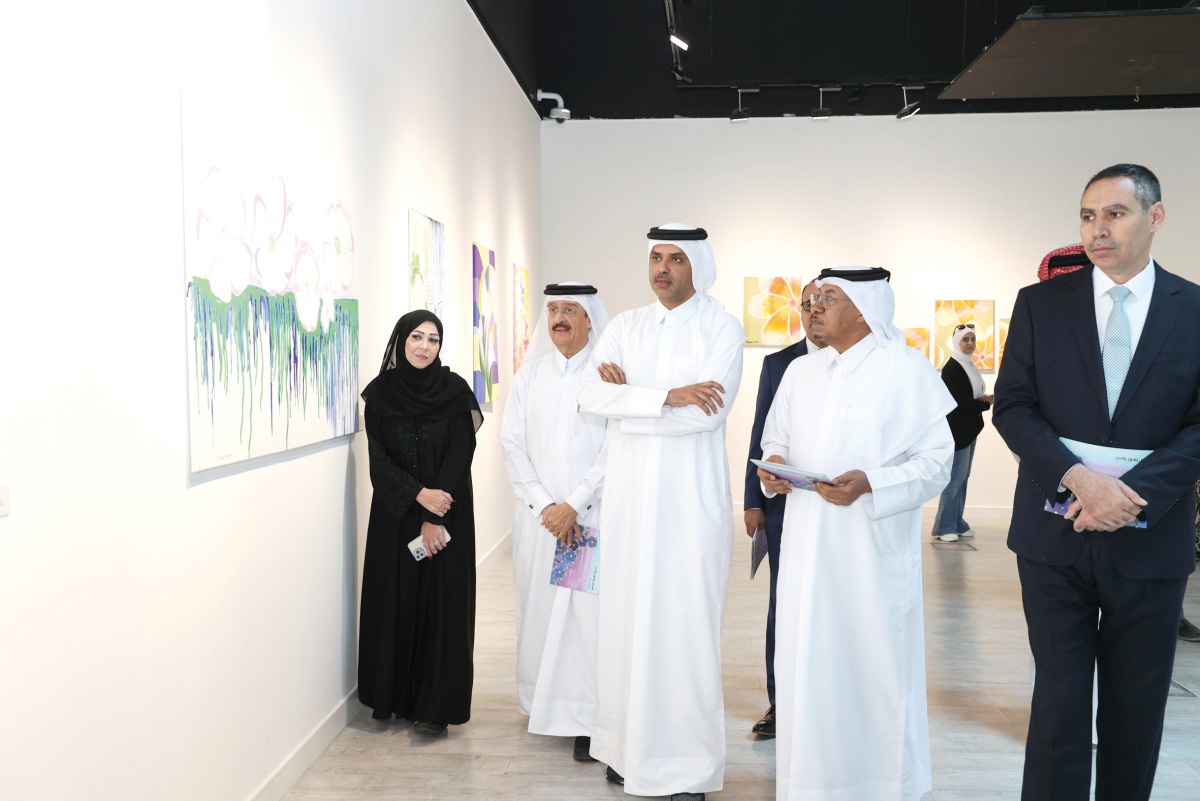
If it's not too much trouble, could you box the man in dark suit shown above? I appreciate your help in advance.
[743,279,825,737]
[993,164,1200,801]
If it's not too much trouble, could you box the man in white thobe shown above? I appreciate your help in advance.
[579,224,743,801]
[759,267,955,801]
[501,283,610,761]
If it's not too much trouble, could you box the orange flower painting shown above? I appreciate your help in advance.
[744,276,807,347]
[903,327,931,359]
[995,317,1010,372]
[933,299,996,372]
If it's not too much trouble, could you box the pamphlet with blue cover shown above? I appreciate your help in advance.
[1044,437,1151,529]
[550,525,599,594]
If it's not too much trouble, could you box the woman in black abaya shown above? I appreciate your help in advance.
[358,310,482,735]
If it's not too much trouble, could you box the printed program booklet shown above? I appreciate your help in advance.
[1044,437,1151,529]
[751,459,832,491]
[550,525,599,594]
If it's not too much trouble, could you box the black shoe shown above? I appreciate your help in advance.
[670,794,705,801]
[751,704,776,738]
[605,766,624,785]
[1180,616,1200,642]
[573,735,596,762]
[413,721,447,736]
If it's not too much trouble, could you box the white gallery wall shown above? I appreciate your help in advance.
[539,109,1200,516]
[0,2,537,800]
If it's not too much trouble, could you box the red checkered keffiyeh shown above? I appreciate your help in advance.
[1038,243,1091,282]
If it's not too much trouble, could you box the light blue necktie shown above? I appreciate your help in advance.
[1102,285,1132,418]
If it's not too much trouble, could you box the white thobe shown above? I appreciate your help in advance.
[501,342,608,736]
[761,336,955,801]
[578,294,744,797]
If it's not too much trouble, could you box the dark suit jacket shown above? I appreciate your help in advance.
[993,263,1200,580]
[745,339,809,529]
[941,357,991,450]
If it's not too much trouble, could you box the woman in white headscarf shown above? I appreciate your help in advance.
[931,323,993,542]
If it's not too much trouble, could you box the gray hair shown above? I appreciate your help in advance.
[1084,163,1161,213]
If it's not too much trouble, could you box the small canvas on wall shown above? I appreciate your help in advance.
[408,209,445,318]
[933,299,996,373]
[744,277,807,347]
[473,243,499,403]
[513,264,531,373]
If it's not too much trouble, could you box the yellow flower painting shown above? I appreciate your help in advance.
[903,327,931,359]
[995,316,1010,372]
[744,276,807,347]
[933,299,996,373]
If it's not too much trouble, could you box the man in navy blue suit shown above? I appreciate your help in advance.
[994,164,1200,801]
[743,278,825,737]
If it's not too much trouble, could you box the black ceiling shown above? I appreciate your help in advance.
[467,1,1200,119]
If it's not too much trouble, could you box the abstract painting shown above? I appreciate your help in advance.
[744,277,807,347]
[513,264,531,373]
[903,327,931,360]
[933,299,996,373]
[473,243,499,403]
[183,94,359,472]
[408,209,445,318]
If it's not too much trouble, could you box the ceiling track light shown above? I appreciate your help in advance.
[897,85,924,120]
[843,84,866,104]
[730,87,754,123]
[663,0,687,76]
[811,86,839,120]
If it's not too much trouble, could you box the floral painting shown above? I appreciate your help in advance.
[996,316,1010,372]
[473,243,499,403]
[903,327,931,359]
[933,299,996,373]
[513,264,531,373]
[408,209,445,318]
[183,94,358,472]
[744,277,807,347]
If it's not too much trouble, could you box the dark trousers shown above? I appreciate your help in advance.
[1017,538,1185,801]
[765,520,782,705]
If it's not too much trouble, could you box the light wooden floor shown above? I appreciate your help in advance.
[283,513,1200,800]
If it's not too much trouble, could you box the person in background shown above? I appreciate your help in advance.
[743,278,825,738]
[358,310,483,736]
[930,322,993,542]
[501,282,610,761]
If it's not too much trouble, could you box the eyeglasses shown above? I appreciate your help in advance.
[547,304,582,317]
[807,293,845,309]
[955,323,976,331]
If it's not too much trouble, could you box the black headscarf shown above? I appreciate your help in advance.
[360,310,483,430]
